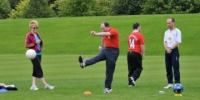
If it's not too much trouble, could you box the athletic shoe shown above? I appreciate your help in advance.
[78,55,85,68]
[103,88,112,94]
[164,84,173,89]
[129,77,136,87]
[44,85,54,90]
[30,86,39,90]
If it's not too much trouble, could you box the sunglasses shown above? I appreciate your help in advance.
[32,27,38,29]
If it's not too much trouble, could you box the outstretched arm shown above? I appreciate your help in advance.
[91,31,111,36]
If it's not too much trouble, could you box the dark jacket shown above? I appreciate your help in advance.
[25,32,43,52]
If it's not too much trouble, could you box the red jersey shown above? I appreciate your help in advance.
[128,31,144,54]
[103,27,119,48]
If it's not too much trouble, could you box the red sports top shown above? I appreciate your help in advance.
[128,31,144,54]
[103,27,119,48]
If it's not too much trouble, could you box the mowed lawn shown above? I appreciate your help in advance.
[0,14,200,55]
[0,54,199,100]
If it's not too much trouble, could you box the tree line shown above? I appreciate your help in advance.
[1,0,200,19]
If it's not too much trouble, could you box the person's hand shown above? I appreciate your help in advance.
[166,49,172,54]
[90,31,96,36]
[98,45,103,50]
[36,40,41,44]
[142,54,145,59]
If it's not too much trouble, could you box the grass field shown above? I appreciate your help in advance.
[0,14,199,99]
[0,54,199,100]
[0,14,200,55]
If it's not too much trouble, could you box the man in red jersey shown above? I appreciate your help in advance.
[127,22,145,87]
[78,22,119,94]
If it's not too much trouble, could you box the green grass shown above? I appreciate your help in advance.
[0,14,199,99]
[0,14,200,55]
[0,55,199,100]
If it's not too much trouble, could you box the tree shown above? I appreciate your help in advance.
[111,0,145,15]
[50,0,61,16]
[9,0,30,19]
[142,0,169,14]
[57,0,114,17]
[9,0,21,9]
[141,0,200,14]
[67,0,96,16]
[94,0,113,16]
[58,0,96,17]
[24,0,55,18]
[193,0,200,13]
[48,0,56,5]
[0,0,11,19]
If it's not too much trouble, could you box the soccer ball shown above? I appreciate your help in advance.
[25,49,36,59]
[173,83,183,94]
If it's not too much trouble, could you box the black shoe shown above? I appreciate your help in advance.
[78,55,84,68]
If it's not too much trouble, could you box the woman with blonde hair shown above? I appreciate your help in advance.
[25,20,54,90]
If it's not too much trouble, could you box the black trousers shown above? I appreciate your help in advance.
[165,48,180,84]
[127,51,143,85]
[31,55,43,78]
[85,47,119,89]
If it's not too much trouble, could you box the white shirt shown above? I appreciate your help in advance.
[164,28,182,48]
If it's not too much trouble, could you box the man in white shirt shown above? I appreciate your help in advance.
[163,18,182,89]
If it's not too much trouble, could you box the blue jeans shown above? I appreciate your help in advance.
[85,47,119,89]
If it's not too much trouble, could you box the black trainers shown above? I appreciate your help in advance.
[129,77,136,87]
[78,55,84,68]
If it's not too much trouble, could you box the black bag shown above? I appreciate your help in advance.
[0,86,18,91]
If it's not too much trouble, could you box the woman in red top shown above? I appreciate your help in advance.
[127,22,145,87]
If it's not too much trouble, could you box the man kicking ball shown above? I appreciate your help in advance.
[78,22,120,94]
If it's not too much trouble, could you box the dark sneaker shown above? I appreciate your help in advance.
[78,55,85,68]
[129,77,136,87]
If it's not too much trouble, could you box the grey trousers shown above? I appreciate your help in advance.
[85,47,119,89]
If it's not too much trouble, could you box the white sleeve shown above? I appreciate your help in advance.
[164,31,167,42]
[176,29,182,43]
